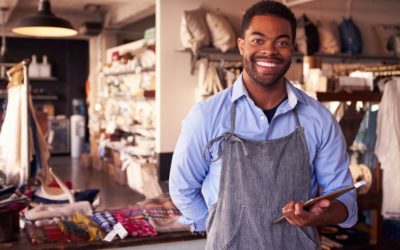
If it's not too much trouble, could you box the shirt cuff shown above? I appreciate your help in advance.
[336,193,358,228]
[178,214,207,232]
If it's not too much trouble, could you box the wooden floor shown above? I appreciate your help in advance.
[49,155,162,210]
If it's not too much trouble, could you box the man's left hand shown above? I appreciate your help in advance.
[282,199,331,227]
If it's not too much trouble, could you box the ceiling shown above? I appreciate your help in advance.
[0,0,155,35]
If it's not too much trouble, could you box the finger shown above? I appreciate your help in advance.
[294,202,305,215]
[284,202,306,226]
[317,199,331,208]
[310,199,331,213]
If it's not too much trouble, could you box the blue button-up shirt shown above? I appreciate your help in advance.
[169,75,357,231]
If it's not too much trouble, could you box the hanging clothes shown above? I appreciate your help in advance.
[0,64,50,186]
[375,77,400,219]
[351,107,378,169]
[0,70,30,186]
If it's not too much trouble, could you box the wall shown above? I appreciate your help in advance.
[118,14,155,44]
[156,0,400,179]
[2,37,88,116]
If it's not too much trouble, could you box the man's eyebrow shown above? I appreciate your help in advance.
[249,32,291,40]
[250,31,265,37]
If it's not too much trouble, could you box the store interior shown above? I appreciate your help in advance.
[0,0,400,249]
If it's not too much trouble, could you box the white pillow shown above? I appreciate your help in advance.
[180,8,210,54]
[206,12,236,52]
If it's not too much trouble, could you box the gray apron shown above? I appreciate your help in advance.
[205,101,320,250]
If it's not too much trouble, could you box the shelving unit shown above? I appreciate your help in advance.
[316,91,383,247]
[316,91,382,102]
[89,39,158,189]
[185,47,400,74]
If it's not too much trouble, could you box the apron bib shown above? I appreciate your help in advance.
[205,102,320,250]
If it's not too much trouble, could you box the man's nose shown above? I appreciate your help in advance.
[260,42,278,56]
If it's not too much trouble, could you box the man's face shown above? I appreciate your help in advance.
[238,15,294,89]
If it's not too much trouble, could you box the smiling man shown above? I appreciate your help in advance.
[169,1,357,249]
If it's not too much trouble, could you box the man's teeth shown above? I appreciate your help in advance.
[256,61,277,67]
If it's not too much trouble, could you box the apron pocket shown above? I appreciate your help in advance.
[220,205,245,250]
[295,226,319,250]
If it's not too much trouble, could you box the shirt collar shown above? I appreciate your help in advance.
[231,74,308,108]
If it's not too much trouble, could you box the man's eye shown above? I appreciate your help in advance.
[276,41,290,47]
[252,39,263,45]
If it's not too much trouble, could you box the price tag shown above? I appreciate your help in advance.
[103,229,117,242]
[113,222,128,239]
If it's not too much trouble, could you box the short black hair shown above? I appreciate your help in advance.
[240,1,297,41]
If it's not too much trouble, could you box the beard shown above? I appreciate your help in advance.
[243,53,292,89]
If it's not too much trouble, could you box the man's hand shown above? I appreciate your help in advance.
[282,199,346,227]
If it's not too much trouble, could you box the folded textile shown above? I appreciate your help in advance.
[72,212,105,241]
[144,208,182,218]
[58,220,90,240]
[92,211,117,233]
[24,201,93,221]
[32,189,99,204]
[25,223,76,244]
[112,210,157,237]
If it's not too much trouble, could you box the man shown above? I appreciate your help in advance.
[169,1,357,249]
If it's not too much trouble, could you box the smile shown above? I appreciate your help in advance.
[255,61,278,68]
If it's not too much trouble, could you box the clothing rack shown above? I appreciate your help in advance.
[1,59,31,185]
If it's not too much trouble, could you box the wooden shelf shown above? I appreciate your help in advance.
[97,90,155,100]
[31,76,58,81]
[0,94,58,101]
[316,91,382,102]
[184,47,400,74]
[0,76,58,82]
[293,52,400,63]
[103,67,155,77]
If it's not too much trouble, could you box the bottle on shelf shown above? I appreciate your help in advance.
[29,55,40,78]
[39,55,52,78]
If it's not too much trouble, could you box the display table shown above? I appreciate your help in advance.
[0,230,205,250]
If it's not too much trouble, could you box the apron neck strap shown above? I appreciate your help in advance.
[230,101,237,133]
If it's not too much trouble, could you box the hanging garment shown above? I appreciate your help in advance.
[0,67,51,186]
[205,102,320,250]
[375,77,400,219]
[0,70,30,186]
[351,108,378,169]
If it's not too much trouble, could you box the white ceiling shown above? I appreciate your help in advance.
[0,0,155,34]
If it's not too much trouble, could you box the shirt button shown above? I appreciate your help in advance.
[260,116,265,120]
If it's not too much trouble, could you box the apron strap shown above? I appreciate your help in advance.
[203,132,249,162]
[203,101,248,162]
[230,102,237,132]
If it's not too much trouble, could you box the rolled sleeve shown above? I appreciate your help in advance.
[169,104,210,232]
[336,190,358,228]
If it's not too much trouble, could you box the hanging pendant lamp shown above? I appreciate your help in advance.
[12,0,77,37]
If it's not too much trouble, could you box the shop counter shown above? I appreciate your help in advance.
[0,230,205,250]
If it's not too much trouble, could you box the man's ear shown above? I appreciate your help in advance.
[237,37,244,55]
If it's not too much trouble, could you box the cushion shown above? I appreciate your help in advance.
[180,8,210,54]
[374,24,400,56]
[317,19,341,54]
[206,12,236,52]
[296,14,320,55]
